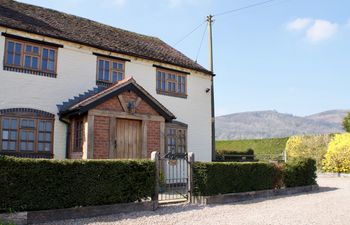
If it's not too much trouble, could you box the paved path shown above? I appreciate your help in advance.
[43,177,350,225]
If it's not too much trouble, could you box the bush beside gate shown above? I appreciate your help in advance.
[0,156,156,212]
[193,158,317,196]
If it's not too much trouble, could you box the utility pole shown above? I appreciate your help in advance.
[207,15,216,161]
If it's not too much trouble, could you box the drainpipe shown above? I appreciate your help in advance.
[59,117,70,159]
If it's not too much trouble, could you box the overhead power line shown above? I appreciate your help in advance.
[195,24,208,62]
[214,0,277,17]
[173,20,206,46]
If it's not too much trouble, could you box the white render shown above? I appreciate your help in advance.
[0,27,213,161]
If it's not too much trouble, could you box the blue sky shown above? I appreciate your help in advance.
[18,0,350,116]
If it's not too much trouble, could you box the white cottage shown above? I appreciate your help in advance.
[0,0,214,161]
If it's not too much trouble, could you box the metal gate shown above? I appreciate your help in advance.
[158,152,190,202]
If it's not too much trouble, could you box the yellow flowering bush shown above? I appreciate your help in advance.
[322,133,350,173]
[286,134,331,169]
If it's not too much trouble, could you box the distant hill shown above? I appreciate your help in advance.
[215,110,348,140]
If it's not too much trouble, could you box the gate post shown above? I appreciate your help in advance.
[151,151,159,209]
[187,152,195,203]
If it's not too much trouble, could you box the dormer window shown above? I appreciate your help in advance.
[4,38,58,77]
[96,57,124,87]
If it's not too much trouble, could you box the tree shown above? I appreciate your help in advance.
[342,112,350,132]
[322,133,350,173]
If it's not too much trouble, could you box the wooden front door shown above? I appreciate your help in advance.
[116,119,142,159]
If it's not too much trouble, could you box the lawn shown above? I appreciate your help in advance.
[216,137,289,159]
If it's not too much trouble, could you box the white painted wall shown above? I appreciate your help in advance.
[0,28,213,161]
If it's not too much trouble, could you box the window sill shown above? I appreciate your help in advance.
[3,65,57,78]
[156,90,187,99]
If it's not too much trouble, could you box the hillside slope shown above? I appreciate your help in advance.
[216,110,347,140]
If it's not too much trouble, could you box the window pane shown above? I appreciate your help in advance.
[38,143,43,151]
[49,50,55,60]
[42,59,47,70]
[9,141,16,150]
[15,43,22,53]
[118,63,123,70]
[11,119,17,129]
[42,48,48,58]
[21,131,26,140]
[26,45,32,52]
[2,131,9,140]
[28,131,34,141]
[45,122,52,132]
[2,141,8,150]
[39,121,45,131]
[14,54,21,66]
[7,41,14,52]
[28,142,34,151]
[33,46,39,54]
[32,57,38,69]
[20,142,26,151]
[44,143,50,152]
[7,53,13,64]
[10,131,17,140]
[46,133,51,142]
[25,56,31,67]
[48,61,54,71]
[112,72,117,82]
[113,62,117,69]
[118,72,123,81]
[104,61,109,81]
[2,119,9,129]
[38,133,44,141]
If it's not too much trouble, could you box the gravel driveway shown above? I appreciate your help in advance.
[43,177,350,225]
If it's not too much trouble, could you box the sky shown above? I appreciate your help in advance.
[18,0,350,116]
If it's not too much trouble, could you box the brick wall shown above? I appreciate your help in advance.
[90,91,162,159]
[95,96,123,111]
[147,121,160,157]
[93,116,110,159]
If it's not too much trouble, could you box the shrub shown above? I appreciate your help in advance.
[193,162,279,196]
[322,133,350,173]
[286,135,332,169]
[215,149,255,162]
[283,158,317,187]
[342,112,350,132]
[0,156,156,212]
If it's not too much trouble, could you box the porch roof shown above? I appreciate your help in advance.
[57,78,176,122]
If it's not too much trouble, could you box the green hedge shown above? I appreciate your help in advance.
[193,162,278,196]
[283,158,317,187]
[0,156,156,212]
[193,158,317,196]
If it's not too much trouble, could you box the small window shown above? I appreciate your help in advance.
[4,38,58,77]
[96,57,124,86]
[156,69,187,98]
[165,123,187,155]
[73,120,83,152]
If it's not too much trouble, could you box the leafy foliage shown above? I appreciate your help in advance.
[286,135,332,169]
[322,133,350,173]
[342,112,350,132]
[283,158,317,187]
[216,137,288,156]
[0,156,156,212]
[193,158,317,196]
[193,162,279,196]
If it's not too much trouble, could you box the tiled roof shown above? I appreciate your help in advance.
[0,0,212,75]
[57,86,106,113]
